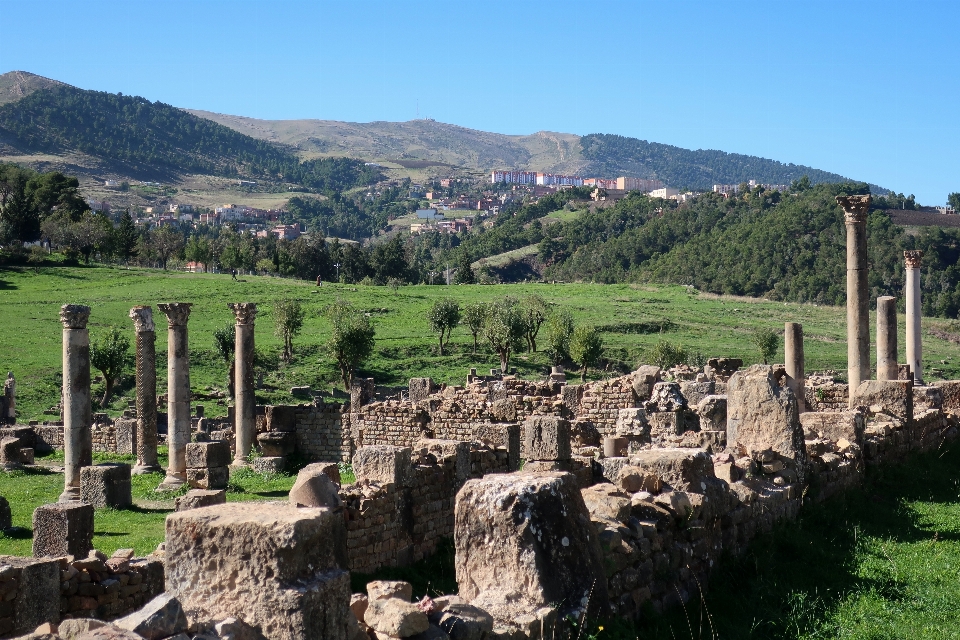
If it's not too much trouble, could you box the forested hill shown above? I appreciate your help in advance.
[538,184,960,318]
[0,83,381,190]
[580,134,887,193]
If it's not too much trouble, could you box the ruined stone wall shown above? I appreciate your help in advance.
[284,404,350,461]
[0,553,164,636]
[350,401,430,450]
[577,375,640,436]
[804,383,849,412]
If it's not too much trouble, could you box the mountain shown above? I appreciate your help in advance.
[0,70,885,194]
[0,71,64,107]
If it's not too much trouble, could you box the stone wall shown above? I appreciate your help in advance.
[0,552,164,636]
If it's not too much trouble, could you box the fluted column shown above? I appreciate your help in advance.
[59,304,92,502]
[784,322,805,413]
[877,296,898,381]
[157,303,192,490]
[905,250,924,384]
[837,195,871,400]
[229,303,257,468]
[129,306,161,474]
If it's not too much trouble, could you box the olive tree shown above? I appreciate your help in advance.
[90,327,130,406]
[213,323,236,397]
[520,295,548,352]
[462,302,487,354]
[544,309,574,365]
[273,298,305,362]
[753,327,780,365]
[482,297,526,374]
[428,298,460,355]
[570,325,604,382]
[327,300,376,390]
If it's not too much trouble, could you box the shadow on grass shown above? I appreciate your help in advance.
[625,440,960,640]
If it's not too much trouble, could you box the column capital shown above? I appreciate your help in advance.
[157,303,192,327]
[904,250,924,269]
[129,306,155,333]
[228,302,258,325]
[836,195,872,224]
[59,304,91,329]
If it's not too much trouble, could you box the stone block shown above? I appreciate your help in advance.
[187,466,229,490]
[18,447,34,465]
[299,462,342,487]
[0,437,20,469]
[174,489,227,512]
[0,556,60,637]
[932,381,960,414]
[913,385,944,413]
[522,416,571,462]
[0,426,34,448]
[631,365,661,400]
[696,395,727,431]
[628,448,715,492]
[614,408,649,438]
[455,472,608,625]
[560,384,583,411]
[80,463,132,509]
[353,446,411,486]
[253,456,286,475]
[258,432,296,457]
[580,482,630,522]
[265,406,298,432]
[419,439,470,482]
[408,378,436,403]
[350,378,376,409]
[185,441,232,469]
[850,380,913,424]
[727,365,805,472]
[648,382,687,412]
[114,418,137,456]
[289,467,340,508]
[0,496,10,530]
[680,380,715,406]
[799,411,865,444]
[472,424,520,471]
[114,593,187,639]
[32,502,93,558]
[165,502,352,639]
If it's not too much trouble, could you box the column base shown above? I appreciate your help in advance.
[58,487,82,503]
[229,459,251,471]
[157,474,187,492]
[131,463,163,476]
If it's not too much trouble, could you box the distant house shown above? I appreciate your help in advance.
[271,224,302,240]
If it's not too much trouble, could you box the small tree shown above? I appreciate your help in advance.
[90,327,130,406]
[520,295,548,352]
[482,297,526,373]
[544,309,574,365]
[462,302,487,354]
[753,327,780,365]
[454,252,475,284]
[570,325,603,382]
[428,298,461,355]
[327,301,376,390]
[949,192,960,211]
[649,340,688,369]
[213,323,236,397]
[274,298,305,362]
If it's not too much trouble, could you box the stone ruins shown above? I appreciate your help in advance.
[1,196,959,638]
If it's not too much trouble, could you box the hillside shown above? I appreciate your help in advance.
[0,71,64,106]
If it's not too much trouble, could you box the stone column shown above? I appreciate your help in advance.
[784,322,805,413]
[905,250,924,384]
[837,195,871,399]
[229,303,257,468]
[129,306,161,474]
[59,304,92,503]
[4,371,15,424]
[157,303,192,491]
[877,296,898,381]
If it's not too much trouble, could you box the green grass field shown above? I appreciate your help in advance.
[3,265,960,422]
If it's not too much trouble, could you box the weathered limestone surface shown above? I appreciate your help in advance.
[522,416,571,462]
[157,303,192,491]
[850,380,913,424]
[877,296,898,381]
[174,489,226,512]
[800,411,865,444]
[628,448,716,492]
[32,502,93,558]
[60,304,92,502]
[727,365,806,479]
[129,306,161,475]
[80,463,132,508]
[784,322,805,413]
[353,445,411,486]
[165,502,351,640]
[229,303,257,467]
[0,556,60,637]
[454,472,607,626]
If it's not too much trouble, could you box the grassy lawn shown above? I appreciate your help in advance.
[4,265,960,423]
[0,448,300,558]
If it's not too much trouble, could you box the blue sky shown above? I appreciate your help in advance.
[1,0,957,204]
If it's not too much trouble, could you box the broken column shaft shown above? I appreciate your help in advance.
[59,304,92,502]
[157,303,192,490]
[905,250,924,384]
[877,296,898,381]
[229,303,257,468]
[837,195,871,399]
[784,322,805,412]
[130,305,161,474]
